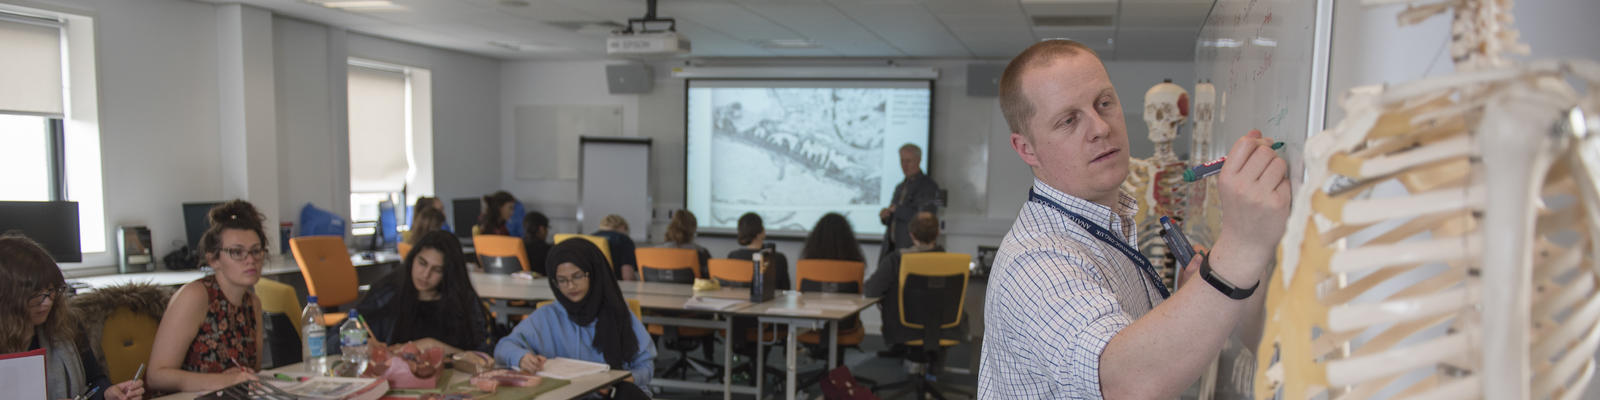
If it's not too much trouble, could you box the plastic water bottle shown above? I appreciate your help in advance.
[340,309,368,375]
[301,296,327,375]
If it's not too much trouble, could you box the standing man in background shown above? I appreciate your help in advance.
[979,39,1290,399]
[880,143,941,257]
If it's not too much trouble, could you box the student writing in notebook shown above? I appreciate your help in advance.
[494,239,656,396]
[0,234,144,400]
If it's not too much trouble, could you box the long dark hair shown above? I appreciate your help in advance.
[0,234,75,353]
[478,191,517,235]
[389,231,485,348]
[800,213,864,262]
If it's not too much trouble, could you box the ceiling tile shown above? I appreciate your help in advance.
[663,1,801,44]
[739,3,903,56]
[831,2,972,57]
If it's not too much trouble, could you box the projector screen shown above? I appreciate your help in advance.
[685,79,932,237]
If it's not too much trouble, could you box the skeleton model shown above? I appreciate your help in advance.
[1127,79,1192,287]
[1255,0,1600,399]
[1186,80,1224,246]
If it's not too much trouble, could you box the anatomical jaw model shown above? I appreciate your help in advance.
[1127,79,1191,286]
[1255,0,1600,399]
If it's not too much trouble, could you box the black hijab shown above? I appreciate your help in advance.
[546,239,638,369]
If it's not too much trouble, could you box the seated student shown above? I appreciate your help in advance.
[413,196,451,233]
[475,191,518,236]
[357,231,492,354]
[494,239,656,394]
[590,214,638,281]
[725,212,791,290]
[404,207,446,245]
[798,213,867,335]
[656,210,711,278]
[149,200,268,392]
[522,211,551,271]
[865,212,945,357]
[0,235,144,400]
[800,213,866,263]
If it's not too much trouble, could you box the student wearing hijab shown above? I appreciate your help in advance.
[494,239,656,393]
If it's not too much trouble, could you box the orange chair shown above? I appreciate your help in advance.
[636,248,700,283]
[795,259,867,355]
[397,242,413,259]
[637,248,720,379]
[553,234,612,266]
[474,234,530,275]
[708,258,787,342]
[290,236,359,327]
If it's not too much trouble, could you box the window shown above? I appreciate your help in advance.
[0,7,107,258]
[347,59,432,235]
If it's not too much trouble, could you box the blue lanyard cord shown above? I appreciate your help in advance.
[1028,189,1172,299]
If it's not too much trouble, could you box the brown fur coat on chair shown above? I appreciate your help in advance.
[71,283,174,369]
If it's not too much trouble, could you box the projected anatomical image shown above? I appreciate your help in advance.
[686,80,930,236]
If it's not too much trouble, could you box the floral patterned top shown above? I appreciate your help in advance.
[181,275,258,373]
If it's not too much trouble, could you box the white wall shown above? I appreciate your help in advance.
[7,0,503,273]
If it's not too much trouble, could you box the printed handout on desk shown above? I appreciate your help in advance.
[0,349,45,400]
[538,357,610,380]
[683,296,748,311]
[764,307,826,316]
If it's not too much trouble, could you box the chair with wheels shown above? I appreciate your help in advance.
[708,258,787,387]
[794,259,873,389]
[874,252,975,400]
[637,248,722,380]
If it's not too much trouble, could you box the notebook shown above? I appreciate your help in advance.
[536,357,610,380]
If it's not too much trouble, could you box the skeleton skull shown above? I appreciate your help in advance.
[1144,80,1190,144]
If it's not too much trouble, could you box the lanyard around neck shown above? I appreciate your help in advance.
[1028,189,1171,299]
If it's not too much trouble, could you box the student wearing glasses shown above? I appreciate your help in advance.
[0,234,144,400]
[494,239,656,396]
[148,200,268,392]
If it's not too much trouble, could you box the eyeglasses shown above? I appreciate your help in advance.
[220,247,269,261]
[555,272,588,288]
[29,286,67,306]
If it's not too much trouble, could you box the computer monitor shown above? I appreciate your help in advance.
[183,201,223,250]
[452,198,480,238]
[0,201,82,263]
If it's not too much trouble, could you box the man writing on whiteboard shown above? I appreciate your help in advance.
[880,143,941,257]
[978,39,1290,398]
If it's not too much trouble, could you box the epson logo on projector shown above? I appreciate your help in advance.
[607,32,689,55]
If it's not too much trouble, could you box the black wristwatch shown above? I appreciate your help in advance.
[1199,252,1259,300]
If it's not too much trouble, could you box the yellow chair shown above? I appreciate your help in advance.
[635,248,700,283]
[474,234,530,275]
[637,248,720,379]
[877,252,974,398]
[290,236,358,327]
[100,307,160,382]
[553,234,612,265]
[255,279,304,338]
[536,300,555,309]
[706,258,753,288]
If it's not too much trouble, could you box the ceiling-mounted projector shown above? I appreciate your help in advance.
[608,31,690,55]
[607,0,689,56]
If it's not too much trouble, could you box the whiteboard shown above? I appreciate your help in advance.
[1194,0,1332,190]
[579,137,651,242]
[515,105,624,180]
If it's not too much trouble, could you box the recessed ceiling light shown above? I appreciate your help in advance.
[489,40,569,52]
[310,0,406,11]
[760,39,820,49]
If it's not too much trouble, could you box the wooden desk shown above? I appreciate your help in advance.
[151,360,631,400]
[467,272,879,400]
